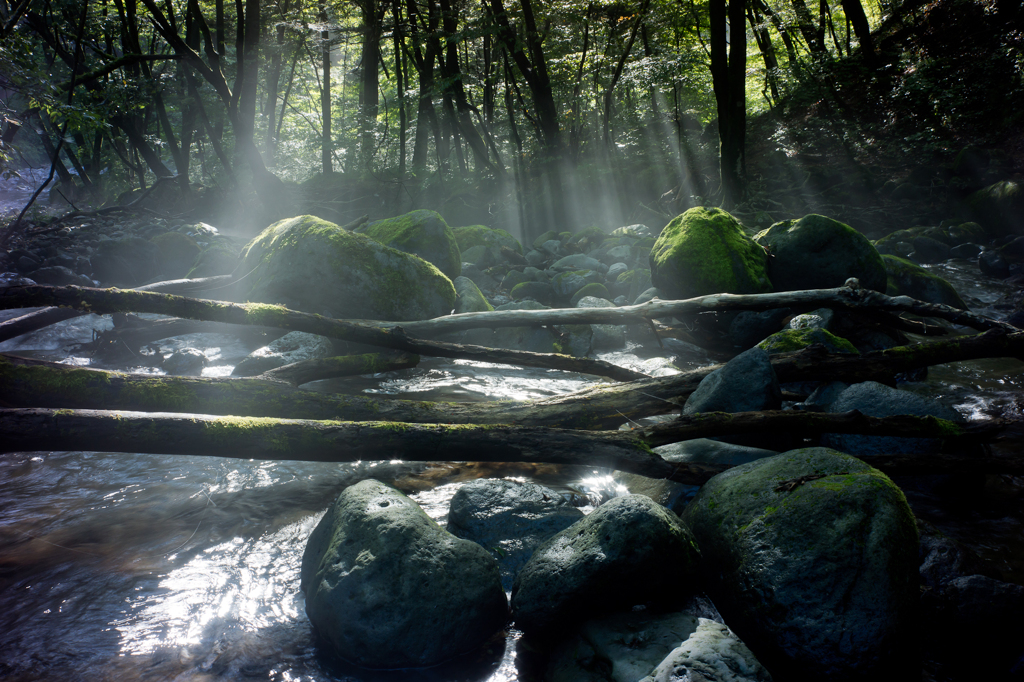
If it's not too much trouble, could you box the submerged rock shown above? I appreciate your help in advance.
[681,448,919,680]
[300,479,507,669]
[231,331,333,376]
[356,209,461,280]
[511,495,700,634]
[821,381,961,456]
[447,479,584,591]
[754,214,887,293]
[240,215,455,321]
[640,618,773,682]
[683,347,781,415]
[650,207,771,300]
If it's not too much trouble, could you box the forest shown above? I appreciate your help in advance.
[1,0,1024,680]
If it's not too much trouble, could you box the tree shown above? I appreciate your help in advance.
[709,0,746,206]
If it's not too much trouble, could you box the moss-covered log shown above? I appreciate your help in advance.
[0,408,1020,485]
[2,330,1023,428]
[0,285,646,381]
[0,275,236,344]
[258,352,420,386]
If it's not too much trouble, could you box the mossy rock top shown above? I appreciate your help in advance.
[650,207,772,300]
[882,255,968,310]
[452,224,523,255]
[241,214,456,321]
[757,327,859,355]
[357,209,461,280]
[754,214,887,293]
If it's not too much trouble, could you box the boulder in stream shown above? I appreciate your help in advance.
[754,214,887,293]
[511,494,700,635]
[231,331,333,376]
[300,479,508,669]
[356,209,461,280]
[681,447,919,680]
[239,215,456,321]
[650,207,772,300]
[447,478,584,591]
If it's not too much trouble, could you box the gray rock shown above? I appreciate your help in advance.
[540,239,567,258]
[613,295,629,306]
[948,242,982,259]
[30,265,92,286]
[491,300,591,356]
[511,495,701,634]
[681,448,919,680]
[525,249,548,266]
[91,236,159,285]
[498,268,531,291]
[240,215,455,321]
[551,269,603,297]
[447,479,584,591]
[799,381,849,412]
[510,280,555,304]
[576,295,626,350]
[606,262,630,281]
[634,287,661,305]
[602,245,638,267]
[162,347,207,375]
[461,262,501,292]
[300,479,508,669]
[552,254,609,274]
[683,347,781,415]
[911,235,951,263]
[546,610,702,682]
[822,381,961,455]
[460,244,499,267]
[641,618,773,682]
[786,307,834,330]
[232,331,334,376]
[728,308,791,349]
[523,266,550,282]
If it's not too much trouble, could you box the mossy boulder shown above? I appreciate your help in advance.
[356,209,461,280]
[681,448,919,680]
[452,224,523,255]
[754,214,887,293]
[882,255,969,310]
[149,231,201,279]
[962,180,1023,236]
[650,207,772,300]
[300,480,508,668]
[240,215,455,321]
[569,282,610,306]
[511,495,701,635]
[757,328,859,355]
[453,275,493,314]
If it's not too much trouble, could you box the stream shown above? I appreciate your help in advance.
[0,258,1022,681]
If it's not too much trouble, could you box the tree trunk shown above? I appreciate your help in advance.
[359,0,381,169]
[840,0,875,67]
[710,0,747,206]
[319,0,332,175]
[264,22,286,156]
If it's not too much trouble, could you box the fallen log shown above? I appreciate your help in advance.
[0,274,236,344]
[257,352,421,386]
[3,329,1023,428]
[0,286,646,382]
[0,408,1021,485]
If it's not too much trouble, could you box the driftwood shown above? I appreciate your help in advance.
[0,285,647,382]
[1,408,1021,485]
[3,329,1023,428]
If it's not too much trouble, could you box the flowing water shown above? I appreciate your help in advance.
[0,258,1022,681]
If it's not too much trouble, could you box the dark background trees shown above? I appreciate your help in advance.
[0,0,1021,242]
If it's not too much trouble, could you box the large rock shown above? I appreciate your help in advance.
[962,179,1023,236]
[491,299,592,356]
[882,255,968,309]
[300,479,508,669]
[150,231,201,279]
[640,618,773,682]
[447,479,584,591]
[757,327,859,356]
[453,275,493,314]
[231,331,333,376]
[239,215,455,321]
[754,214,887,293]
[681,448,919,680]
[576,295,626,351]
[356,209,461,280]
[650,207,772,299]
[511,495,701,634]
[821,381,961,456]
[683,347,780,415]
[451,223,523,254]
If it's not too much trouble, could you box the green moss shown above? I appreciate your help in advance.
[359,210,461,279]
[650,207,772,299]
[882,255,968,310]
[452,224,523,255]
[758,327,860,355]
